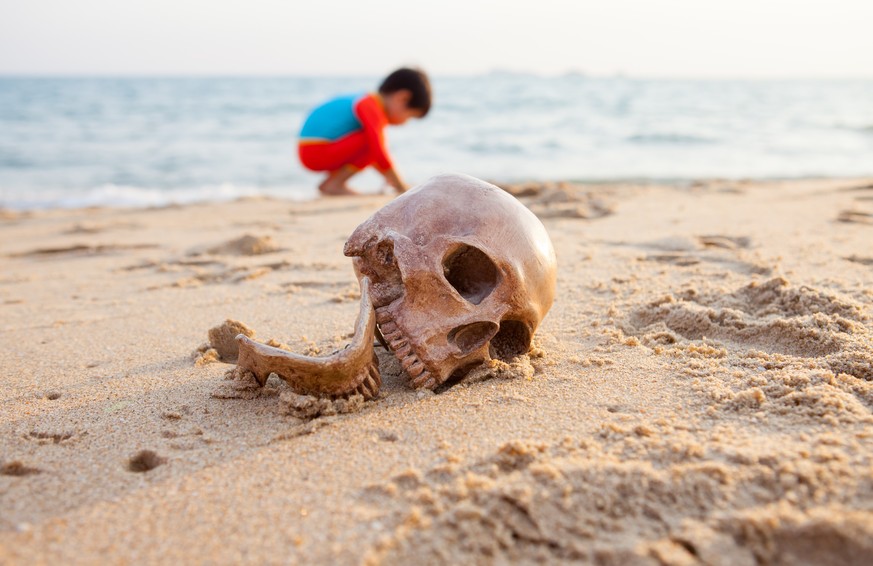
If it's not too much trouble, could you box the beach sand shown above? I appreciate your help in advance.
[1,178,872,564]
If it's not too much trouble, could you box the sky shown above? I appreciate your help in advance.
[1,0,872,78]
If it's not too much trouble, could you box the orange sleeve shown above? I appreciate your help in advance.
[353,94,393,172]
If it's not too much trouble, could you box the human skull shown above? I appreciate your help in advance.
[344,173,557,390]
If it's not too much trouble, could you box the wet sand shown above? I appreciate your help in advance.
[1,178,872,564]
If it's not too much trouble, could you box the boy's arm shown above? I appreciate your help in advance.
[353,95,393,172]
[382,168,409,193]
[354,95,409,194]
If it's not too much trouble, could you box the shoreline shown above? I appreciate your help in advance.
[1,177,872,564]
[2,175,873,213]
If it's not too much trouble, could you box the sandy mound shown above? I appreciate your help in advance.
[211,367,281,400]
[196,319,256,364]
[624,277,869,360]
[618,277,873,425]
[280,391,366,419]
[501,182,616,220]
[437,354,537,394]
[206,234,281,256]
[366,435,873,564]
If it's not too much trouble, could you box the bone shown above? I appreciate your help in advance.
[345,174,557,390]
[234,277,381,400]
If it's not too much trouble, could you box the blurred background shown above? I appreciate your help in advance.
[1,0,872,208]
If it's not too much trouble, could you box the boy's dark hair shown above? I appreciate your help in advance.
[379,68,432,117]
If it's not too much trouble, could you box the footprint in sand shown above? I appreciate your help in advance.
[835,183,873,202]
[281,279,360,302]
[120,258,222,272]
[10,243,157,258]
[142,234,286,289]
[642,253,701,267]
[501,182,616,220]
[289,202,381,217]
[845,255,873,266]
[1,461,42,476]
[838,183,873,193]
[698,235,751,250]
[25,430,77,445]
[231,220,282,230]
[633,235,768,275]
[127,450,166,472]
[62,221,142,235]
[836,210,873,225]
[141,256,299,290]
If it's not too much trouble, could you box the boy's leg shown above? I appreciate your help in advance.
[299,132,375,196]
[318,165,361,196]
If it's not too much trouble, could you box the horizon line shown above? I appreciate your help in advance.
[1,71,872,81]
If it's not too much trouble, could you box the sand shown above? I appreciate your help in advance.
[1,179,872,565]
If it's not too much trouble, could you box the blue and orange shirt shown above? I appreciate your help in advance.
[299,92,393,171]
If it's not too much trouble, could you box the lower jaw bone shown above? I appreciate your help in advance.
[234,277,381,400]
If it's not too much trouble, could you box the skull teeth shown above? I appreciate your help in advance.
[394,342,411,358]
[382,330,402,343]
[375,310,394,325]
[350,359,381,400]
[379,320,401,342]
[376,306,437,390]
[410,372,434,389]
[405,360,425,378]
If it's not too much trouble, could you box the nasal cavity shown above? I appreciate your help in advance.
[442,244,499,304]
[448,321,499,355]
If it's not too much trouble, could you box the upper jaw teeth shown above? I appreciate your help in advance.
[375,306,437,389]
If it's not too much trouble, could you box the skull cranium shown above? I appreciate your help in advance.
[234,174,556,397]
[345,173,556,390]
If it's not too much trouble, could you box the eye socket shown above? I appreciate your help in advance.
[442,244,499,305]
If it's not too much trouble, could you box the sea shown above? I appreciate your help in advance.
[1,75,871,209]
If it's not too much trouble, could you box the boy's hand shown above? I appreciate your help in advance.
[382,168,409,194]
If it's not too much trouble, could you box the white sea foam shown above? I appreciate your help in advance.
[1,76,872,209]
[0,183,316,210]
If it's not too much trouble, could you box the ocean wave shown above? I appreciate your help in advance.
[0,154,33,169]
[0,183,315,210]
[830,123,873,134]
[2,77,872,206]
[626,133,719,145]
[465,141,527,154]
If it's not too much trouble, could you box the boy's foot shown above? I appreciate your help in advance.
[319,166,362,196]
[318,178,360,196]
